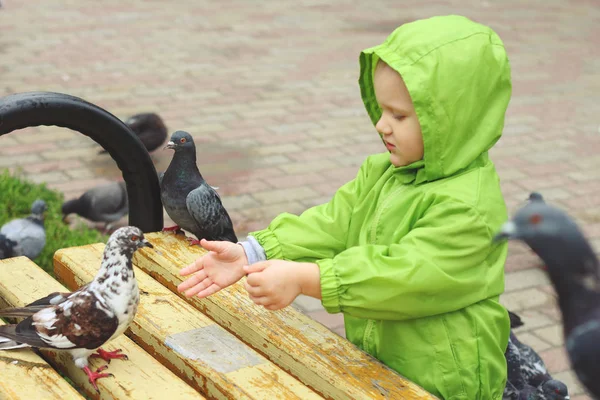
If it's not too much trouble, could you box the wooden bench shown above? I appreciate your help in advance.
[0,232,437,399]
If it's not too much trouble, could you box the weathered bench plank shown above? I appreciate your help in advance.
[0,257,205,400]
[133,232,437,400]
[54,243,324,400]
[0,320,85,400]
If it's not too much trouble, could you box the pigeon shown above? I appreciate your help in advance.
[62,181,128,232]
[0,199,47,260]
[160,130,238,244]
[0,233,17,259]
[494,196,600,398]
[504,334,569,399]
[0,226,153,392]
[98,113,167,155]
[504,310,570,399]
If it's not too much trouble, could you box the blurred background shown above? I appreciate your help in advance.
[0,0,599,398]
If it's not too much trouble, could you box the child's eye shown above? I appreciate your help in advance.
[393,115,405,121]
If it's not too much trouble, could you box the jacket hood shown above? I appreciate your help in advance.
[359,15,512,183]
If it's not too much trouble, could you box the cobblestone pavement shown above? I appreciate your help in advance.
[1,0,599,397]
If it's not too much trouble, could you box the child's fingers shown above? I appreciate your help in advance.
[183,278,212,298]
[177,270,207,292]
[200,239,229,254]
[248,294,269,305]
[245,271,265,287]
[244,280,265,297]
[264,303,281,311]
[179,257,205,276]
[243,261,269,275]
[196,283,221,299]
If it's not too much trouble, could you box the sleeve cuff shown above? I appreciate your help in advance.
[316,258,342,314]
[250,228,284,260]
[238,236,267,265]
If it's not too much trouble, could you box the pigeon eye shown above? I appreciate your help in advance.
[131,235,139,241]
[529,214,543,225]
[179,138,186,143]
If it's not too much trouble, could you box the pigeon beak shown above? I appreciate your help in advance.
[493,221,518,242]
[142,240,154,249]
[164,141,176,150]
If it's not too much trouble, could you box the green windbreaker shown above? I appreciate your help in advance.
[251,15,512,399]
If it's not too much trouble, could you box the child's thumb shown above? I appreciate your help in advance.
[201,239,228,254]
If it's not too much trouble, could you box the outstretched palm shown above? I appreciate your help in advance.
[178,239,248,298]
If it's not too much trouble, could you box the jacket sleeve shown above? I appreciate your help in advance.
[251,158,374,262]
[317,199,507,321]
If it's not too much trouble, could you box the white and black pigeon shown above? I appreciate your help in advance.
[160,130,238,244]
[0,233,17,260]
[98,113,168,155]
[62,181,128,232]
[0,226,153,392]
[504,329,570,399]
[0,199,47,260]
[495,195,600,398]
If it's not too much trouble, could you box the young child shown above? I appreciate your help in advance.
[178,15,512,399]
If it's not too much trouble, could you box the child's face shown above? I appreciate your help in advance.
[373,61,424,167]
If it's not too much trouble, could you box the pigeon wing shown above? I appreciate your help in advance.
[0,291,118,350]
[186,184,237,242]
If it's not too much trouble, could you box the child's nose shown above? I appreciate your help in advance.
[375,117,392,136]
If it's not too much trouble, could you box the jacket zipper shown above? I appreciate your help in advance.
[364,182,406,353]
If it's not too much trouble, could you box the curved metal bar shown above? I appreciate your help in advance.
[0,91,163,232]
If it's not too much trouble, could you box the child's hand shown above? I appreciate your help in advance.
[177,239,248,298]
[243,260,320,310]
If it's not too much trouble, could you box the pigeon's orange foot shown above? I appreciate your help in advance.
[162,225,183,235]
[186,237,202,246]
[83,365,113,393]
[91,348,128,363]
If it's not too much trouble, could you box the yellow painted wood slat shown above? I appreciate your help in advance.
[54,243,324,400]
[0,257,205,400]
[0,319,85,400]
[135,233,437,400]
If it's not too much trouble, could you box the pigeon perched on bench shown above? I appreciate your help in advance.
[0,199,47,260]
[98,112,168,155]
[0,226,153,393]
[62,181,128,232]
[495,195,599,398]
[160,130,238,244]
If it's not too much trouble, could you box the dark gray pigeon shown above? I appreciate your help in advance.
[62,181,128,232]
[0,226,153,393]
[504,333,569,399]
[495,196,599,398]
[0,233,17,260]
[98,113,167,155]
[0,199,47,260]
[504,310,569,399]
[160,130,238,244]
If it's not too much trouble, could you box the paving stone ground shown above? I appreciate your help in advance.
[1,0,599,398]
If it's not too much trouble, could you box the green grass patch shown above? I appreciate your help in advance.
[0,169,107,276]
